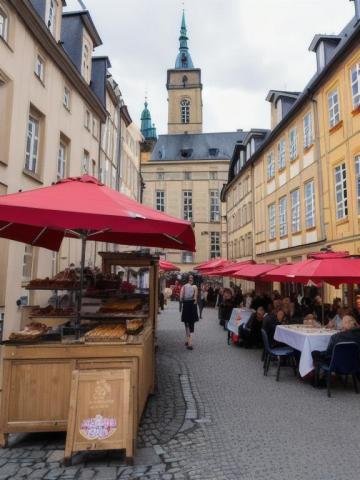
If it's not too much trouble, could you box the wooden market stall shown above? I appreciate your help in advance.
[0,252,159,461]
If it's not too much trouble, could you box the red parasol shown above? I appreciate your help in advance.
[206,260,256,277]
[232,263,279,280]
[195,258,230,272]
[159,260,180,272]
[194,258,227,271]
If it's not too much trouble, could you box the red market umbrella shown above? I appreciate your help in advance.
[159,260,180,272]
[194,258,226,270]
[232,263,279,281]
[195,258,230,272]
[207,260,256,277]
[0,176,195,252]
[0,176,196,328]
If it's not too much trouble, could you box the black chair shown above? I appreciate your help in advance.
[261,329,297,381]
[318,342,360,398]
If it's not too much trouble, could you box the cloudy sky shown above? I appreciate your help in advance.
[66,0,354,134]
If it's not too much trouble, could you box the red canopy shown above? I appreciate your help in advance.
[0,176,196,252]
[194,258,227,271]
[197,260,233,275]
[207,260,256,277]
[232,263,279,280]
[262,251,360,287]
[159,260,180,272]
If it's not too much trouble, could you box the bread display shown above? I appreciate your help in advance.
[31,305,74,317]
[84,324,128,342]
[99,298,143,313]
[28,268,80,289]
[126,319,144,335]
[9,322,49,342]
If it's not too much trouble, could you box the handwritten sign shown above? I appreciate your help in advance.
[227,308,253,334]
[65,369,133,463]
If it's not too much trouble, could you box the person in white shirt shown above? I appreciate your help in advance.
[180,275,198,350]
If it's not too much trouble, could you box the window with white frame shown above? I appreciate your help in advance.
[289,127,298,160]
[334,163,348,220]
[355,155,360,214]
[279,196,287,237]
[92,117,99,139]
[180,99,190,124]
[278,138,286,170]
[156,171,165,180]
[209,171,217,180]
[183,190,193,221]
[46,0,56,35]
[184,171,191,180]
[82,42,91,83]
[63,86,70,110]
[304,180,315,228]
[328,89,340,128]
[210,232,220,259]
[182,252,193,263]
[156,190,165,212]
[25,115,40,173]
[210,189,220,222]
[57,141,66,179]
[303,112,313,148]
[291,189,300,233]
[0,8,8,41]
[268,203,276,240]
[35,55,45,83]
[267,152,275,180]
[84,109,91,130]
[82,150,90,174]
[22,245,33,282]
[350,63,360,109]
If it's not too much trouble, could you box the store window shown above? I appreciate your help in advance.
[289,127,298,161]
[210,232,220,259]
[268,203,276,240]
[291,189,300,233]
[180,98,190,124]
[209,189,220,222]
[156,190,165,212]
[35,55,45,83]
[355,155,360,214]
[304,180,315,228]
[267,152,275,180]
[25,113,40,173]
[303,112,313,148]
[334,163,348,220]
[278,138,286,170]
[0,7,8,41]
[183,190,192,221]
[328,89,340,128]
[279,196,287,237]
[350,62,360,109]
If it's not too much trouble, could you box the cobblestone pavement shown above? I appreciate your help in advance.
[2,302,360,479]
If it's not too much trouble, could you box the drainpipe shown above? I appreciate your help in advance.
[311,93,326,244]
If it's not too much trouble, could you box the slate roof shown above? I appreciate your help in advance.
[150,132,247,161]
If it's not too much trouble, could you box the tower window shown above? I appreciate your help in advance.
[181,99,190,124]
[181,149,193,158]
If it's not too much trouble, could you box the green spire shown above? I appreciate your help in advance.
[140,98,157,140]
[175,10,194,69]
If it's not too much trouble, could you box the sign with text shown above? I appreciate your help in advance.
[227,308,253,334]
[65,369,133,462]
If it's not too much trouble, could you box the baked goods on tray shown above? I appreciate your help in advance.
[126,318,144,335]
[28,268,80,289]
[84,324,128,342]
[31,305,74,317]
[9,322,49,342]
[99,298,143,313]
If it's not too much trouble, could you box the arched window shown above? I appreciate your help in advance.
[180,99,190,124]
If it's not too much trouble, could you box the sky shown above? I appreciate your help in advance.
[65,0,354,134]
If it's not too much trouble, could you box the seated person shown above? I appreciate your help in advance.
[352,296,360,326]
[219,288,234,328]
[238,306,265,348]
[303,313,320,328]
[262,308,288,345]
[287,301,303,324]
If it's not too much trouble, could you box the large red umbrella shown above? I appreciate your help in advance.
[195,258,230,272]
[159,260,180,272]
[232,263,279,281]
[207,260,256,277]
[0,176,195,252]
[194,258,227,271]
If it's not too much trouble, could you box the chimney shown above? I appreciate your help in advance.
[351,0,360,20]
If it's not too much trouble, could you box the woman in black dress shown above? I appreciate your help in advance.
[180,275,198,350]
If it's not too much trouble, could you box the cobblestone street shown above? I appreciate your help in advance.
[1,302,360,479]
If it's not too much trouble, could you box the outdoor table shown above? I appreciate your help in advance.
[274,325,337,377]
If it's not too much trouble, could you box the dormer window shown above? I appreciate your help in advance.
[82,42,91,83]
[0,8,8,41]
[246,143,251,160]
[180,99,190,124]
[276,99,283,124]
[182,75,188,87]
[318,42,325,71]
[46,0,56,35]
[209,148,219,157]
[181,148,193,158]
[240,150,245,168]
[250,138,255,155]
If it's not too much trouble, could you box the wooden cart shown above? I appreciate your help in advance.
[0,253,159,459]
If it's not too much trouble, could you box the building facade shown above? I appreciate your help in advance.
[0,0,142,337]
[141,12,243,270]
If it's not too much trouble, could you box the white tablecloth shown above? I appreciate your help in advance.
[274,325,337,377]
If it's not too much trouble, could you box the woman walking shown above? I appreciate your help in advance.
[180,275,198,350]
[198,283,207,319]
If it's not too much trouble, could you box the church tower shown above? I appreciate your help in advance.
[167,11,203,134]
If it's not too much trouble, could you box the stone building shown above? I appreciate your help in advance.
[141,12,244,270]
